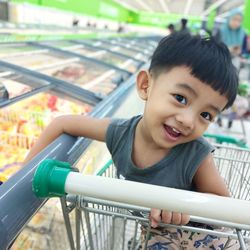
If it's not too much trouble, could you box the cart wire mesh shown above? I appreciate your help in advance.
[60,144,250,250]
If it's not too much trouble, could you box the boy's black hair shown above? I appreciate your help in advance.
[149,32,238,109]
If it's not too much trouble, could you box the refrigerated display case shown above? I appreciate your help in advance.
[0,36,158,250]
[0,69,93,181]
[0,36,156,182]
[102,38,154,55]
[0,43,47,58]
[41,40,143,73]
[0,41,132,97]
[108,37,158,53]
[80,39,150,62]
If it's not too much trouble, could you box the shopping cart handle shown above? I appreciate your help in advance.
[33,159,250,225]
[204,133,247,147]
[32,159,74,198]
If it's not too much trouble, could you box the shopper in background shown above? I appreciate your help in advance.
[218,9,246,57]
[167,23,175,35]
[24,33,240,249]
[216,9,247,129]
[179,18,190,34]
[72,17,79,27]
[117,23,124,33]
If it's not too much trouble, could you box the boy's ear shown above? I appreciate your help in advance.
[136,70,151,100]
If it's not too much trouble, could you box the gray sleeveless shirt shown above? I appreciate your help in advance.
[105,115,214,191]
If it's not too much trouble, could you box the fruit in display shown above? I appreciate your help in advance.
[0,92,92,179]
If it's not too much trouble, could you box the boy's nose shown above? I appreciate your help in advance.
[175,110,195,131]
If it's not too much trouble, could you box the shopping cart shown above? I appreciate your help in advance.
[204,132,248,148]
[32,143,250,250]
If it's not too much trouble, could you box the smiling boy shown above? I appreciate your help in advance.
[25,33,239,248]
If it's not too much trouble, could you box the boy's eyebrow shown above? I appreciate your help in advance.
[176,83,198,97]
[207,104,221,114]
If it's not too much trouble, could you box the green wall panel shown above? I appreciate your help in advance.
[137,11,201,28]
[41,0,100,16]
[99,0,132,21]
[12,0,41,4]
[207,9,216,31]
[243,0,250,33]
[10,0,134,22]
[10,0,202,29]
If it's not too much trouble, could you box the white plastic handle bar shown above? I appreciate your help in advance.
[65,173,250,225]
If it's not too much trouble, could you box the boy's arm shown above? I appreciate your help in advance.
[24,115,111,163]
[193,153,230,197]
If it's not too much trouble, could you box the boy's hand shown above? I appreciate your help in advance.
[149,208,190,228]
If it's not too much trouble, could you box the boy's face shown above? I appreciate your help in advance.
[136,66,228,150]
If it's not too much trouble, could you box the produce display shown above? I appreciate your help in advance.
[0,92,92,180]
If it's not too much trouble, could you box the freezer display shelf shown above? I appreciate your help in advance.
[0,109,51,130]
[0,130,36,150]
[0,131,36,181]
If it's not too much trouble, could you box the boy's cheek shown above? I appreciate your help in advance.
[192,126,209,139]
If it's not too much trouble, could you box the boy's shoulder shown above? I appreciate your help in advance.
[191,136,211,146]
[108,115,142,129]
[106,115,141,156]
[181,136,214,155]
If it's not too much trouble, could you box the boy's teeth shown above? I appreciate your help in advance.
[172,127,180,134]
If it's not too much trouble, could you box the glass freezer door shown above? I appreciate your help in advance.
[41,40,140,73]
[1,44,126,97]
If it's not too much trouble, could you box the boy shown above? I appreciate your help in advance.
[25,33,238,248]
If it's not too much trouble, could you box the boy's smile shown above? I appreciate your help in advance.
[136,66,228,153]
[163,124,182,142]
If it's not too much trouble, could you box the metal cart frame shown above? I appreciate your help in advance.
[33,143,250,250]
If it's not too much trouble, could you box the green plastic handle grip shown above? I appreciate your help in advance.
[32,159,73,198]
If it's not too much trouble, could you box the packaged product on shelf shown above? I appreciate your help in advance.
[0,92,92,180]
[1,79,32,99]
[52,64,86,82]
[50,63,117,95]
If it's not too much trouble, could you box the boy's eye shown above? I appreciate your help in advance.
[174,94,187,105]
[200,112,213,121]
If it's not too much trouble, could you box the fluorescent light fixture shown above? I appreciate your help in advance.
[184,0,194,15]
[112,0,138,12]
[202,0,227,16]
[135,0,153,12]
[159,0,170,13]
